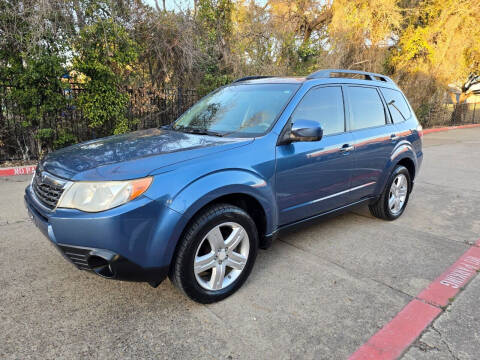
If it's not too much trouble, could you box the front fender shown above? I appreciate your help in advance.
[156,170,277,266]
[171,169,276,230]
[374,141,418,194]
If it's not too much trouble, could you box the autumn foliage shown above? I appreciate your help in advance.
[0,0,479,159]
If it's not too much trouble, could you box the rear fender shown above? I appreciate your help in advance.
[374,141,418,195]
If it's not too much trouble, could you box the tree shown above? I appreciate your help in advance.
[132,7,201,87]
[73,19,139,134]
[267,0,332,74]
[387,0,480,122]
[0,0,72,158]
[196,0,236,94]
[1,0,480,160]
[327,0,401,71]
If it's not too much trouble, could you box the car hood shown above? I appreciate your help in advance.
[40,128,252,181]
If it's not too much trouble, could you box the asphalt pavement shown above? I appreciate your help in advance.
[1,128,479,359]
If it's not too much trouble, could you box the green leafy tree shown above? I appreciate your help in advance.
[196,0,235,95]
[0,0,71,158]
[73,19,139,135]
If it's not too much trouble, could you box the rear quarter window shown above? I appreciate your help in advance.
[380,88,412,123]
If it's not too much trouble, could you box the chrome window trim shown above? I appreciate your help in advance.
[282,181,376,212]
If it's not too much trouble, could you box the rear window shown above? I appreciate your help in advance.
[347,86,386,130]
[380,88,411,123]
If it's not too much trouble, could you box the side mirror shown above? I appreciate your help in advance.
[287,119,323,143]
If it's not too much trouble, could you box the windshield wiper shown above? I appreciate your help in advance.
[174,126,225,137]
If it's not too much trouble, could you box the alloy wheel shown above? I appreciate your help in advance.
[388,173,408,215]
[194,222,250,291]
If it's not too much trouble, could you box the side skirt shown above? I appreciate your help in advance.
[262,196,377,249]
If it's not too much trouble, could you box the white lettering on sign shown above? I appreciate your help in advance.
[13,166,35,176]
[440,256,480,289]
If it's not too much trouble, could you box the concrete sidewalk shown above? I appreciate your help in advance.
[1,128,479,359]
[403,274,480,360]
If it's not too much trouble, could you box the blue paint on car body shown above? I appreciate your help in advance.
[25,69,423,289]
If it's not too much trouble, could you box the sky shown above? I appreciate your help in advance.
[143,0,195,11]
[143,0,268,12]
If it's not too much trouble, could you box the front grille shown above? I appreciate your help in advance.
[58,245,92,270]
[32,171,67,209]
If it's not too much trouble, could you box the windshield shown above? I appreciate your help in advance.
[172,83,299,137]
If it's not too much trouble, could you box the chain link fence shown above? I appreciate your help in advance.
[0,85,197,162]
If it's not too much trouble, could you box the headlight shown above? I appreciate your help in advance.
[57,177,153,212]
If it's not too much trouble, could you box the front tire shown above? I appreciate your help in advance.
[170,204,258,303]
[369,165,411,220]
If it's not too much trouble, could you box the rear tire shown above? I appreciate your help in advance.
[369,165,411,220]
[170,204,258,303]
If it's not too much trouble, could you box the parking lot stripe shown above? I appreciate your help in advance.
[349,239,480,360]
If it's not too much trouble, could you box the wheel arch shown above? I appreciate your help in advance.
[396,157,416,182]
[167,191,271,275]
[390,141,418,184]
[164,170,277,271]
[375,142,418,195]
[182,192,268,247]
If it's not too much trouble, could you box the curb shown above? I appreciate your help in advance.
[423,123,480,134]
[0,165,36,177]
[349,238,480,360]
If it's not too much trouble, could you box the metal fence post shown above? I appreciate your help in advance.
[472,102,476,124]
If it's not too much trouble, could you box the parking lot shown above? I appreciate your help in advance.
[1,128,480,359]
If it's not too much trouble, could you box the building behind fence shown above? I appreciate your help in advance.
[423,102,479,129]
[0,85,197,162]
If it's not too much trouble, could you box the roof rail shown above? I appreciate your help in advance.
[307,69,393,83]
[233,75,273,83]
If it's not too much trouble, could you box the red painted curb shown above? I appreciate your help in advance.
[349,239,480,360]
[417,246,480,307]
[0,165,36,177]
[423,123,480,134]
[349,300,442,360]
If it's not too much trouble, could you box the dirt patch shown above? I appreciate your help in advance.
[0,160,37,168]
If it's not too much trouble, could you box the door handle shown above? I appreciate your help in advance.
[390,134,399,141]
[340,144,355,153]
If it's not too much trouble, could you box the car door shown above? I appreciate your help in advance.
[344,85,400,201]
[275,85,355,225]
[379,86,415,142]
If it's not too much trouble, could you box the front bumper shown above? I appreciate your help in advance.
[24,185,181,284]
[55,243,168,283]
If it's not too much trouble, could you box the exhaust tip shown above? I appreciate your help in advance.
[87,255,115,278]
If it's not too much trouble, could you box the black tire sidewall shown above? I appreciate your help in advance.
[383,166,411,220]
[178,206,258,302]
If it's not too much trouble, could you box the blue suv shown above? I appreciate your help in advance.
[25,69,423,303]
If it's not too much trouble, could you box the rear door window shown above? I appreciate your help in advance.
[290,86,345,136]
[347,86,386,130]
[380,88,412,123]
